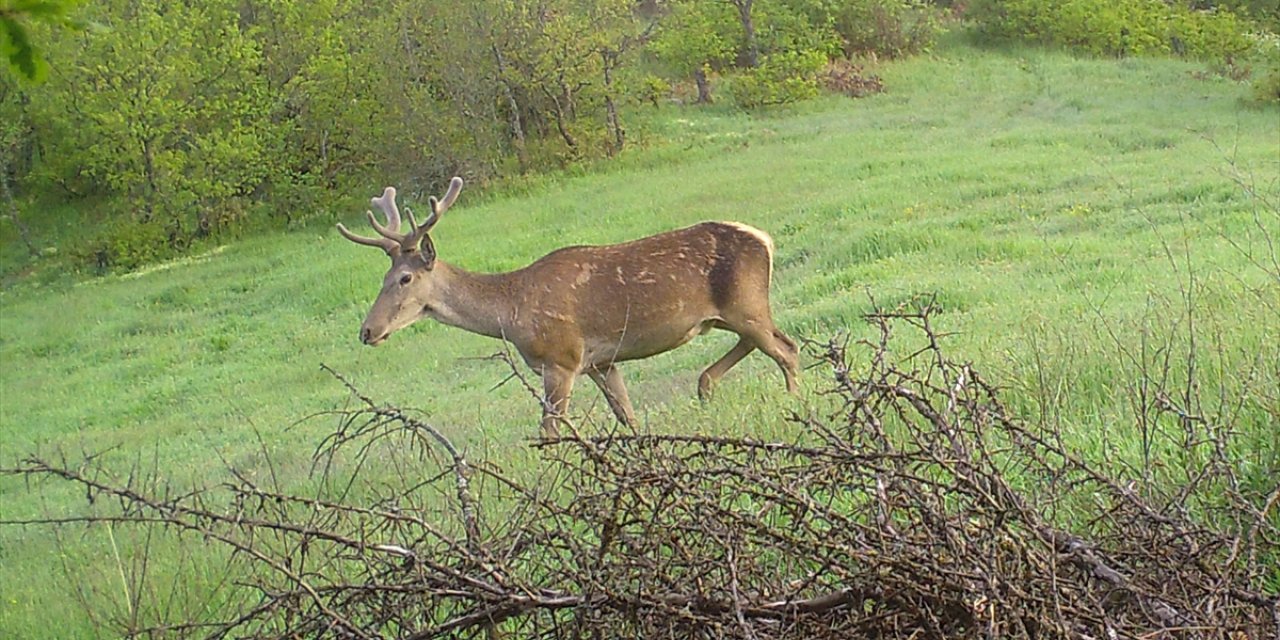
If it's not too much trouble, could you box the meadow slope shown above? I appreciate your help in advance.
[1,43,1278,635]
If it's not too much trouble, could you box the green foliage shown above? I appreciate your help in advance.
[830,0,945,58]
[0,0,85,82]
[732,49,826,108]
[0,0,663,272]
[1167,5,1254,59]
[650,0,927,105]
[1248,32,1280,103]
[1211,0,1280,33]
[1,11,45,81]
[82,215,182,272]
[254,0,384,186]
[639,74,673,106]
[752,0,843,59]
[650,1,739,76]
[24,0,276,238]
[971,0,1255,60]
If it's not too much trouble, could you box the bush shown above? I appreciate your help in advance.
[970,0,1254,61]
[1249,33,1280,104]
[833,0,945,58]
[732,50,826,109]
[820,59,886,98]
[639,74,673,106]
[12,310,1278,638]
[83,217,185,273]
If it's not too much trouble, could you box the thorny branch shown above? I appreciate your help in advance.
[3,306,1277,639]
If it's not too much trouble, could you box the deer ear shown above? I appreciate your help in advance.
[419,234,437,269]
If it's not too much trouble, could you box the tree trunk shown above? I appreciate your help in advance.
[601,50,624,155]
[0,153,36,257]
[694,66,713,104]
[733,0,759,68]
[491,45,529,172]
[140,136,159,222]
[545,89,577,150]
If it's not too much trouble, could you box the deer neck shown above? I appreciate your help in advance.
[427,261,517,341]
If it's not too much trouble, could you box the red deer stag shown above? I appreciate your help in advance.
[338,177,799,436]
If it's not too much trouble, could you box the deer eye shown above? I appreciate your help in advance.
[399,274,413,286]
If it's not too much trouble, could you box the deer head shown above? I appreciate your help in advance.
[337,177,464,346]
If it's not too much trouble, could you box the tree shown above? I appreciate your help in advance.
[651,1,737,103]
[725,0,759,67]
[252,0,392,187]
[25,0,276,234]
[1,0,84,82]
[0,74,34,254]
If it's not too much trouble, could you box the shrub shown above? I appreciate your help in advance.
[971,0,1254,61]
[832,0,945,58]
[1249,33,1280,104]
[820,59,886,98]
[83,217,185,273]
[732,50,826,109]
[639,74,674,106]
[1253,66,1280,103]
[1170,7,1254,60]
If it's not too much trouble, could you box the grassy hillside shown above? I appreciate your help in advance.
[2,43,1278,635]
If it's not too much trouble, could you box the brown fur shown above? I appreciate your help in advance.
[341,182,799,437]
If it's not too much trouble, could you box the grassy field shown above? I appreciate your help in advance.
[2,40,1278,635]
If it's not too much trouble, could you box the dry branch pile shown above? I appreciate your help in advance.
[5,307,1278,639]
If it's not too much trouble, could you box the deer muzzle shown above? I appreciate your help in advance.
[360,325,388,346]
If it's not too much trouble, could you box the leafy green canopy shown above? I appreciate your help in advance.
[0,0,86,82]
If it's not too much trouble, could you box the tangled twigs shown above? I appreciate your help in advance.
[3,306,1277,639]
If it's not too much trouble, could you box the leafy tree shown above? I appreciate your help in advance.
[0,73,34,254]
[1,0,84,82]
[651,0,842,105]
[252,0,391,189]
[1,0,950,271]
[650,1,738,102]
[26,0,277,236]
[827,0,942,58]
[727,0,760,67]
[461,0,644,162]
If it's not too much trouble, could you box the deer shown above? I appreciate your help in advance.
[338,177,799,437]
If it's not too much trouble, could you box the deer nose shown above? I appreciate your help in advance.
[361,326,388,346]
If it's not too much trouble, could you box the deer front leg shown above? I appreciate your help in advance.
[587,364,636,426]
[539,364,576,438]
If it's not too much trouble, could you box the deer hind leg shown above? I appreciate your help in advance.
[759,326,800,394]
[539,364,577,439]
[711,320,798,399]
[587,364,637,426]
[698,337,756,401]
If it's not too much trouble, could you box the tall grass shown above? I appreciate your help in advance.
[1,42,1277,636]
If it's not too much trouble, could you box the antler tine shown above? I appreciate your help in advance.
[436,177,464,216]
[368,186,403,240]
[403,203,433,250]
[336,222,399,253]
[335,186,409,254]
[339,180,462,253]
[417,176,464,235]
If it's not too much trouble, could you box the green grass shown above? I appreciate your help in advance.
[2,42,1278,636]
